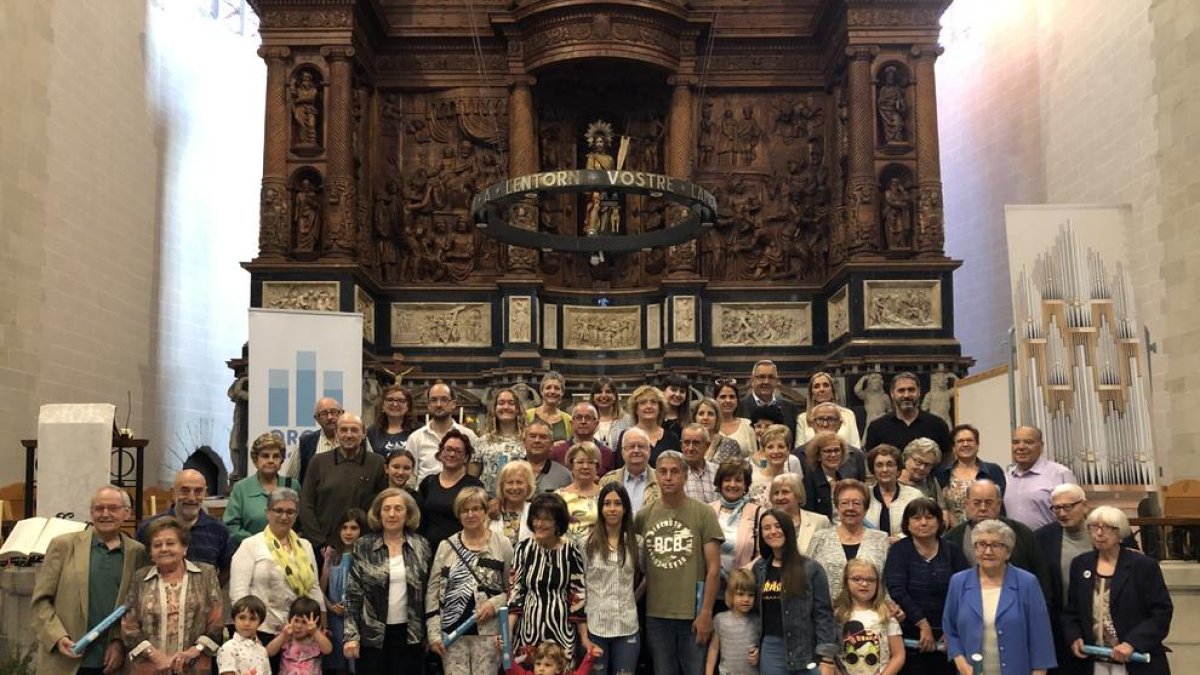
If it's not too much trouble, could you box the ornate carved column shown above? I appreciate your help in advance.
[508,76,538,177]
[503,76,540,276]
[846,47,879,255]
[256,46,291,260]
[322,46,357,258]
[666,78,694,178]
[912,44,946,255]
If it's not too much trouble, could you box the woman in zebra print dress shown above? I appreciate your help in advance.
[508,492,592,665]
[427,487,515,674]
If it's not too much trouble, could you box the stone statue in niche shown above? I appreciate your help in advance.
[922,371,958,425]
[697,102,715,167]
[293,178,322,253]
[876,65,908,145]
[584,120,620,235]
[916,188,944,252]
[881,177,913,250]
[854,372,893,423]
[445,216,478,282]
[374,181,400,282]
[226,372,248,470]
[289,70,322,150]
[259,185,289,254]
[736,106,763,165]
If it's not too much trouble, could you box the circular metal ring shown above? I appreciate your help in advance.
[469,169,717,253]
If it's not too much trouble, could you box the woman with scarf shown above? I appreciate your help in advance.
[229,487,325,670]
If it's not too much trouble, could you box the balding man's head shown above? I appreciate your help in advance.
[313,397,344,436]
[172,469,208,522]
[1011,426,1044,470]
[621,427,651,473]
[336,412,365,453]
[966,480,1002,523]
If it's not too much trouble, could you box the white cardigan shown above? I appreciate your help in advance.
[228,531,325,634]
[864,483,924,537]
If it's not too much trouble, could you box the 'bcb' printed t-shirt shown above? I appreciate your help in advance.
[634,497,724,620]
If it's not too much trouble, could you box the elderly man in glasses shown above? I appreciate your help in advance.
[280,396,343,484]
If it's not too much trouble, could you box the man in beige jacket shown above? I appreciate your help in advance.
[31,485,148,675]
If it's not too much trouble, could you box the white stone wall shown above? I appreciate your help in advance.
[937,0,1200,481]
[0,1,262,489]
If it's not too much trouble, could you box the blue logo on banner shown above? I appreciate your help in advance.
[267,350,345,445]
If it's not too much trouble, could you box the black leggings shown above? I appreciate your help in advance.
[358,623,423,675]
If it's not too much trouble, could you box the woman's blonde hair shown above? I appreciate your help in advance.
[833,558,889,625]
[495,460,536,503]
[624,385,666,424]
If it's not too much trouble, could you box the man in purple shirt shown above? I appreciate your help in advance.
[1003,425,1077,529]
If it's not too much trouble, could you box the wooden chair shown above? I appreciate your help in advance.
[1161,479,1200,560]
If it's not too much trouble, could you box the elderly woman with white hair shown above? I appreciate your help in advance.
[899,437,943,502]
[943,518,1056,675]
[1063,506,1173,675]
[768,472,832,554]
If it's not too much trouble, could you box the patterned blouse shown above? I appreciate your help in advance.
[344,532,433,649]
[474,435,526,496]
[426,530,514,641]
[509,538,587,663]
[121,561,223,675]
[583,535,643,639]
[807,528,891,600]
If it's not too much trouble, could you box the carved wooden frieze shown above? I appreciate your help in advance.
[508,296,532,343]
[863,280,942,330]
[711,302,812,347]
[259,9,352,29]
[828,285,849,341]
[263,281,340,311]
[846,8,944,28]
[672,296,696,343]
[390,302,492,347]
[520,9,683,71]
[356,286,375,344]
[562,306,642,351]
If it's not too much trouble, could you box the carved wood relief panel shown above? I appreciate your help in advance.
[863,280,942,330]
[711,302,812,347]
[390,302,492,347]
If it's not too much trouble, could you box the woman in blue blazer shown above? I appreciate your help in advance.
[942,519,1056,675]
[1062,506,1173,674]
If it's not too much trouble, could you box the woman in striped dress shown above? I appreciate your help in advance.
[508,492,592,666]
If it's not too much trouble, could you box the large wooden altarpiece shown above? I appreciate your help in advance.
[241,0,971,415]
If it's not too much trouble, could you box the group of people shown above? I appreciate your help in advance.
[30,362,1175,675]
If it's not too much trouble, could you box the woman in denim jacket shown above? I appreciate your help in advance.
[753,508,838,675]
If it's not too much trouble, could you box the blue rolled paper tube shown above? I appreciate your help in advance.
[71,605,128,656]
[902,638,946,652]
[498,606,512,669]
[1081,644,1151,664]
[441,614,479,648]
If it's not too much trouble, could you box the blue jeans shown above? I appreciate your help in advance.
[589,633,640,674]
[645,617,706,675]
[759,635,820,675]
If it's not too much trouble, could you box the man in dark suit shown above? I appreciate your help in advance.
[280,396,342,484]
[734,359,801,444]
[31,486,148,675]
[946,479,1052,600]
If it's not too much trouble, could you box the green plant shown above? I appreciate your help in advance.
[0,644,35,675]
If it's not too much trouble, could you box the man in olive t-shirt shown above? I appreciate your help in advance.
[634,450,723,675]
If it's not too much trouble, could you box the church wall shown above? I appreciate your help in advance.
[0,1,261,491]
[1150,0,1200,482]
[936,0,1200,482]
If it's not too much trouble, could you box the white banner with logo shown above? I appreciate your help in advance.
[248,309,362,457]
